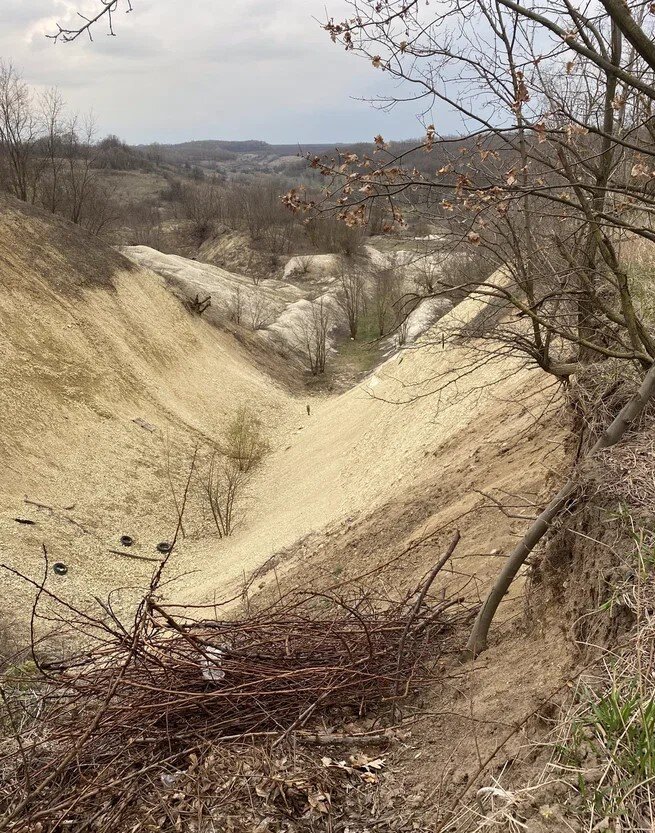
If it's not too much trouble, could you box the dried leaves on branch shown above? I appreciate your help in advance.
[282,1,655,385]
[295,0,655,653]
[0,533,470,831]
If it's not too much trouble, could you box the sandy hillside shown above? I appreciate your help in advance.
[123,247,454,359]
[0,198,295,633]
[0,197,565,646]
[122,245,305,309]
[179,283,560,607]
[122,246,344,359]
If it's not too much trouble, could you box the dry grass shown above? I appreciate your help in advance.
[458,513,655,833]
[0,193,131,295]
[568,360,650,440]
[621,235,655,327]
[592,424,655,515]
[569,360,655,513]
[545,519,655,832]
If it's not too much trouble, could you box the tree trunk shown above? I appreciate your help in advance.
[466,361,655,656]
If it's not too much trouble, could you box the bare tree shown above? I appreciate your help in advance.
[294,255,313,277]
[305,215,366,256]
[295,3,655,381]
[336,263,365,339]
[228,286,244,325]
[293,0,655,653]
[371,265,402,337]
[206,450,243,538]
[39,88,66,214]
[50,0,134,43]
[51,112,119,234]
[219,407,269,472]
[0,62,40,202]
[178,177,224,242]
[0,67,118,236]
[81,181,120,236]
[397,316,409,348]
[124,200,163,246]
[245,252,265,287]
[412,248,443,296]
[203,408,269,538]
[298,297,332,375]
[247,291,273,331]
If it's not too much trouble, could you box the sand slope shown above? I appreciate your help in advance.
[0,197,562,640]
[181,286,549,603]
[0,198,294,629]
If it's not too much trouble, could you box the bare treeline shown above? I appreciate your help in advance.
[165,173,384,258]
[0,63,144,233]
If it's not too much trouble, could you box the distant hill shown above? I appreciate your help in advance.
[134,135,484,180]
[135,139,363,166]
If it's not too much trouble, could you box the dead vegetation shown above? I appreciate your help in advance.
[296,297,333,375]
[569,361,655,515]
[595,429,655,516]
[0,192,132,295]
[0,532,471,832]
[458,512,655,833]
[550,526,655,833]
[188,293,212,316]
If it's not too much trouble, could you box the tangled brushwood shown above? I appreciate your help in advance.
[568,361,648,444]
[0,540,471,832]
[570,362,655,515]
[594,421,655,515]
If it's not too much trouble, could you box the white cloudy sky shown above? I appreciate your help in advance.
[0,0,442,145]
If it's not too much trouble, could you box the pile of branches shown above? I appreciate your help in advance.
[0,535,471,832]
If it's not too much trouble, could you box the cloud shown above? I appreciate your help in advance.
[0,0,440,144]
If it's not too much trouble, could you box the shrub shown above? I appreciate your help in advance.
[221,407,269,473]
[204,408,270,538]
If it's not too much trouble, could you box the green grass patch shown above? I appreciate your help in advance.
[334,309,386,376]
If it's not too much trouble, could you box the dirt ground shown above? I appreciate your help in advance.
[0,194,567,610]
[237,376,574,824]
